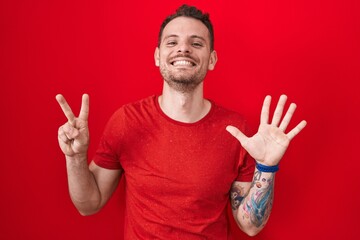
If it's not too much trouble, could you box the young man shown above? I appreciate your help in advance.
[56,5,306,239]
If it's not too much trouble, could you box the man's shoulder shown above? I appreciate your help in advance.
[211,100,246,121]
[108,95,158,124]
[122,95,156,109]
[208,100,250,133]
[113,95,156,114]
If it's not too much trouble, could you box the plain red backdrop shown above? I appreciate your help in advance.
[0,0,359,239]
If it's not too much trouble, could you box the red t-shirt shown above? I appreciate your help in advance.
[94,95,255,239]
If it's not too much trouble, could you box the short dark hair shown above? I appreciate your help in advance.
[158,4,214,51]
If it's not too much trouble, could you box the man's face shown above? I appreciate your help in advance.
[155,17,217,92]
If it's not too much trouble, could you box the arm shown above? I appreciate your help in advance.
[230,171,275,236]
[227,95,307,235]
[65,157,122,216]
[56,94,122,216]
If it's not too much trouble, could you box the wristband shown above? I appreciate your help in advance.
[256,162,279,173]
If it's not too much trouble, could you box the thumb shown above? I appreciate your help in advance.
[226,125,248,145]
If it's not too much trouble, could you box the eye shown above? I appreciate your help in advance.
[192,42,203,48]
[166,41,177,46]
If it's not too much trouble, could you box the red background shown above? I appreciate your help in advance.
[1,0,359,239]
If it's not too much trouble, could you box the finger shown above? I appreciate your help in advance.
[271,95,287,126]
[279,103,297,131]
[58,126,71,144]
[59,123,80,141]
[79,94,89,120]
[56,94,76,125]
[260,95,271,124]
[286,120,307,140]
[226,125,249,146]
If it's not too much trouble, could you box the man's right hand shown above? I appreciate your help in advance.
[56,94,90,158]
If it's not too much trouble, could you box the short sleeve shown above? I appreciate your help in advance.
[235,151,255,182]
[233,118,255,182]
[93,109,124,170]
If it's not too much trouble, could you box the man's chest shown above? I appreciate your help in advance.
[120,124,241,200]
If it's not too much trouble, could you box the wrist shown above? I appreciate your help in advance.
[65,153,88,163]
[256,162,279,173]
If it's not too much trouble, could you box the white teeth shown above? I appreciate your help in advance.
[173,60,193,66]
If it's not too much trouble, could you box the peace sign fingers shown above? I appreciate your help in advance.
[56,94,90,157]
[56,94,89,124]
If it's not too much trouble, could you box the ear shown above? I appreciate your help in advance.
[208,50,218,71]
[154,47,160,67]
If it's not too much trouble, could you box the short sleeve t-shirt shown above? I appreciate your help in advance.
[94,95,255,239]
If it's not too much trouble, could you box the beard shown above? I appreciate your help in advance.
[159,64,207,93]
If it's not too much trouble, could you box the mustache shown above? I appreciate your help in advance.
[169,54,196,62]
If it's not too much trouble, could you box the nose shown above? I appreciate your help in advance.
[177,41,191,53]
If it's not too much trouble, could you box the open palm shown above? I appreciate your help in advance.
[227,95,307,166]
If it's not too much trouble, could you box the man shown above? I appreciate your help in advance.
[56,5,306,239]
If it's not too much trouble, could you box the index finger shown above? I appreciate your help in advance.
[56,94,75,125]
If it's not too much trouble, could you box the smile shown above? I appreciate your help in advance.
[171,60,196,67]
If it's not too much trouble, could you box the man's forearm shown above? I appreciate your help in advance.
[65,155,101,215]
[236,170,275,236]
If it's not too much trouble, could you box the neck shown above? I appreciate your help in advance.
[158,82,211,123]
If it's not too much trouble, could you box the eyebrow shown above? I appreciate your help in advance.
[190,35,206,42]
[163,34,206,42]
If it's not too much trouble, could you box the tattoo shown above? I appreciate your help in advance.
[243,171,274,227]
[230,183,246,210]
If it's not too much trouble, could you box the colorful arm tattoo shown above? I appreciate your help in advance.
[230,183,246,210]
[242,171,275,228]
